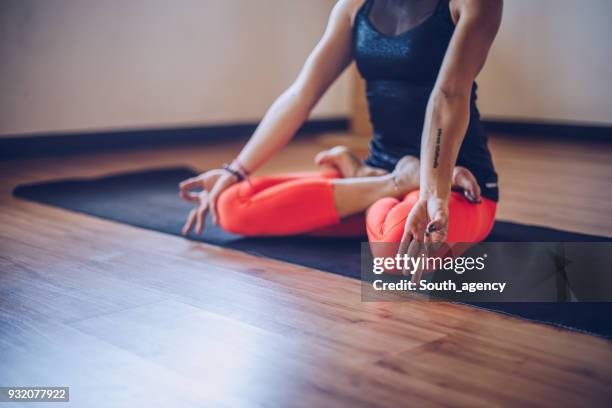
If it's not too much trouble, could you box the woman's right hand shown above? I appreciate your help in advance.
[179,169,239,235]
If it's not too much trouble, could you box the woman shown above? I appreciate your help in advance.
[180,0,502,254]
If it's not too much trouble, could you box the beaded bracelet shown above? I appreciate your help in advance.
[222,159,252,184]
[231,159,251,178]
[222,164,244,181]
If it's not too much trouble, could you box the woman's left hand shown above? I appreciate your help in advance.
[397,195,449,279]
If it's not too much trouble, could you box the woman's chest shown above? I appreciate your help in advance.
[354,16,453,81]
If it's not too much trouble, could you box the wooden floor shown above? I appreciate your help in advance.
[1,133,612,407]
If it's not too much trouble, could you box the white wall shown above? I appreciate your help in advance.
[0,0,350,137]
[3,0,610,137]
[477,0,612,125]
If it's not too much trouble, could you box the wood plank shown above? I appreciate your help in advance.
[1,134,611,406]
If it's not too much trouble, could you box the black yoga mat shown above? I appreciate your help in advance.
[13,167,612,337]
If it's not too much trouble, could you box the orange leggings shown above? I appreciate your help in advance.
[217,171,497,243]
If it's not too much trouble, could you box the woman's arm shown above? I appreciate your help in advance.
[236,0,359,173]
[180,0,360,232]
[399,0,502,247]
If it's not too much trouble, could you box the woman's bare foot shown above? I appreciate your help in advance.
[391,155,421,194]
[452,166,482,203]
[330,155,421,217]
[390,157,482,202]
[315,146,387,178]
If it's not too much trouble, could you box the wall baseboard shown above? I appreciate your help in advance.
[3,117,611,159]
[482,119,612,140]
[0,118,349,159]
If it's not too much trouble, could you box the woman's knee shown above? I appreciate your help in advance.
[446,195,497,242]
[217,182,255,235]
[365,191,419,264]
[365,197,400,241]
[365,197,402,265]
[366,191,419,243]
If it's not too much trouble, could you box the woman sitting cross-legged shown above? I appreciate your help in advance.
[179,0,502,258]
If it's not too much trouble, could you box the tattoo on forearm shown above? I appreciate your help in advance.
[433,128,442,169]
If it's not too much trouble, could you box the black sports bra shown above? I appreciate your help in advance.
[354,0,499,201]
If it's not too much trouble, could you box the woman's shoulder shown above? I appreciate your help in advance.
[332,0,369,27]
[451,0,503,23]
